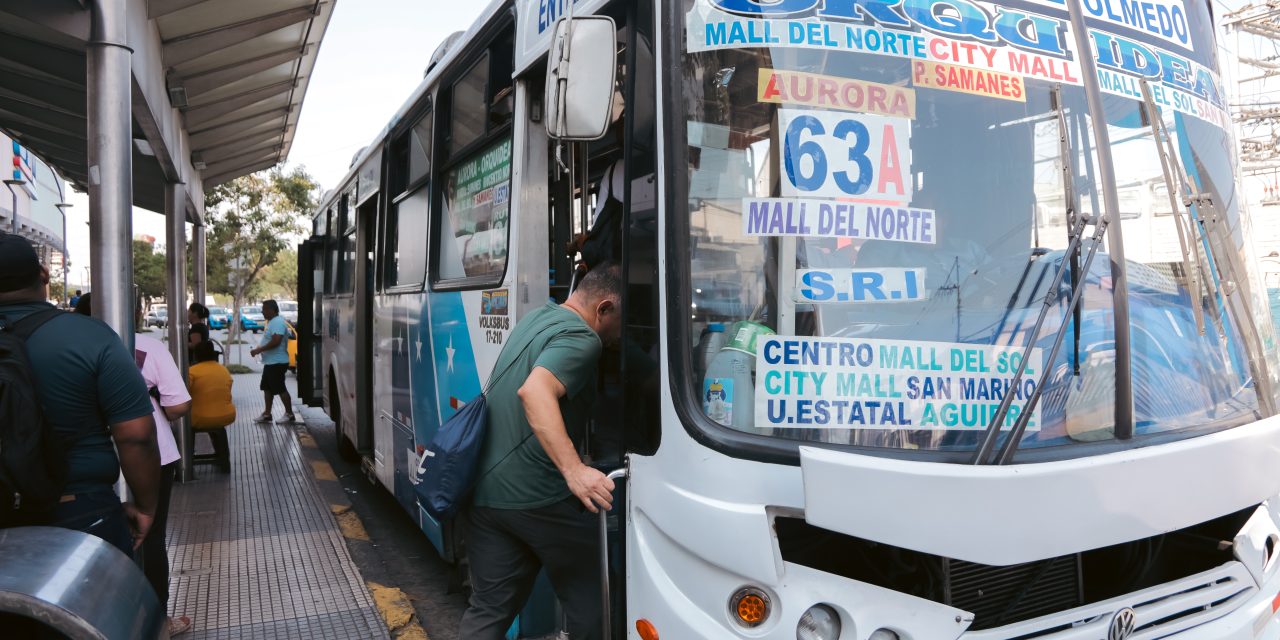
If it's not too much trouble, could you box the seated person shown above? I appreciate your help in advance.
[189,341,236,471]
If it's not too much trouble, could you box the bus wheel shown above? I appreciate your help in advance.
[338,432,359,463]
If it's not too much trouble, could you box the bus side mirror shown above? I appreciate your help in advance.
[544,16,617,141]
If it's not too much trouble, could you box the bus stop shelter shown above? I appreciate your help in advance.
[0,0,334,479]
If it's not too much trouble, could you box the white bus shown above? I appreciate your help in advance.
[297,0,1280,637]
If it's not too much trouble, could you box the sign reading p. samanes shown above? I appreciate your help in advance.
[754,336,1042,430]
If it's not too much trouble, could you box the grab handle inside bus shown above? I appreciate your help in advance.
[544,16,617,141]
[600,466,628,640]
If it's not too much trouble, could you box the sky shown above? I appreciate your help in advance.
[61,1,490,287]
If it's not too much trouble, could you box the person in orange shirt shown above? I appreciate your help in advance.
[189,342,236,472]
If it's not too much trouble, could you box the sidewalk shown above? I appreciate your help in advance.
[166,374,389,639]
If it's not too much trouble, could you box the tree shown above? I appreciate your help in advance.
[258,248,299,299]
[134,239,167,301]
[204,166,317,362]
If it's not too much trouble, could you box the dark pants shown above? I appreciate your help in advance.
[142,462,177,609]
[458,498,602,640]
[206,429,230,469]
[50,487,133,559]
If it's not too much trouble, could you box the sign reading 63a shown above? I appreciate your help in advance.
[780,108,912,203]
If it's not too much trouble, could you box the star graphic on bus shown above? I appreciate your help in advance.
[445,336,456,373]
[415,334,423,362]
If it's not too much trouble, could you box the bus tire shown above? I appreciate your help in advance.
[338,432,359,464]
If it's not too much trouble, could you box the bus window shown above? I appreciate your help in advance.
[337,195,355,294]
[385,189,429,288]
[385,111,432,289]
[434,27,515,288]
[326,206,340,294]
[437,136,511,282]
[408,115,431,185]
[449,54,488,155]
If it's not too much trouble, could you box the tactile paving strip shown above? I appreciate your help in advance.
[167,376,388,639]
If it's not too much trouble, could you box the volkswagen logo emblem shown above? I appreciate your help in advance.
[1108,607,1137,640]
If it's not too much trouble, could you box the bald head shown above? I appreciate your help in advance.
[566,262,623,346]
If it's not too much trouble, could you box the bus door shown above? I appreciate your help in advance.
[542,2,660,635]
[353,191,379,480]
[297,236,324,406]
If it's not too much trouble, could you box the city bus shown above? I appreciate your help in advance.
[296,0,1280,636]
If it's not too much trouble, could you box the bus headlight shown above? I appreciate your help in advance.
[797,604,841,640]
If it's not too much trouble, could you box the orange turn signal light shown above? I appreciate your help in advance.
[730,587,771,627]
[636,618,659,640]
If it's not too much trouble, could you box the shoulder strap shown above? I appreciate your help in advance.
[481,318,567,395]
[2,307,63,340]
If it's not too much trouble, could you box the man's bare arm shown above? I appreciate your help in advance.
[112,414,161,547]
[518,366,614,512]
[162,400,191,422]
[112,415,161,514]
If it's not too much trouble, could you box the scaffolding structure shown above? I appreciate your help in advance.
[1222,0,1280,204]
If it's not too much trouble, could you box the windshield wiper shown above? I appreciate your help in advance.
[971,213,1110,465]
[1138,79,1277,415]
[1138,80,1219,338]
[1052,85,1084,376]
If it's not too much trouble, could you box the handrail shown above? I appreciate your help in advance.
[600,466,628,640]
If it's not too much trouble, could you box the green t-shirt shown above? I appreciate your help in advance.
[0,301,154,492]
[472,302,601,509]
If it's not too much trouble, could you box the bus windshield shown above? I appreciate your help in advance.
[677,0,1280,459]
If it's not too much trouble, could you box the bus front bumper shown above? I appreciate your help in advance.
[628,500,1280,639]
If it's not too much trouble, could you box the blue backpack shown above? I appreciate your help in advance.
[414,325,554,520]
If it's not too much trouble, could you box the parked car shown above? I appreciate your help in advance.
[287,321,298,372]
[239,305,265,333]
[207,306,231,330]
[278,300,299,324]
[145,305,168,328]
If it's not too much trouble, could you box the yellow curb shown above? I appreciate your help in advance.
[396,624,429,640]
[368,582,429,639]
[311,459,338,481]
[331,504,370,541]
[297,432,318,448]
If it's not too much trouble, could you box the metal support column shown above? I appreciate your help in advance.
[87,0,134,345]
[192,223,207,306]
[165,183,194,481]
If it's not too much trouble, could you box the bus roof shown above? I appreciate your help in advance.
[313,0,510,218]
[313,0,623,220]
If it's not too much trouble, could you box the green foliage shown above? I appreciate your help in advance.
[204,166,316,299]
[204,165,317,365]
[258,248,299,299]
[134,239,167,300]
[226,364,254,375]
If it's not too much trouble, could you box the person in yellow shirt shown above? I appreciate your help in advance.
[189,342,236,472]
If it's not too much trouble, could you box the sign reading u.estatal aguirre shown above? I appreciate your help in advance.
[754,336,1042,430]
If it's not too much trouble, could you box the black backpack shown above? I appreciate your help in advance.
[0,307,68,526]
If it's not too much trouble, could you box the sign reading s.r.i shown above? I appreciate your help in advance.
[781,108,911,202]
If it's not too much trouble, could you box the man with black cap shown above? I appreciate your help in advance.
[0,232,162,556]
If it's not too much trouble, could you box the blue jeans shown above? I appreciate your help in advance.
[50,488,134,559]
